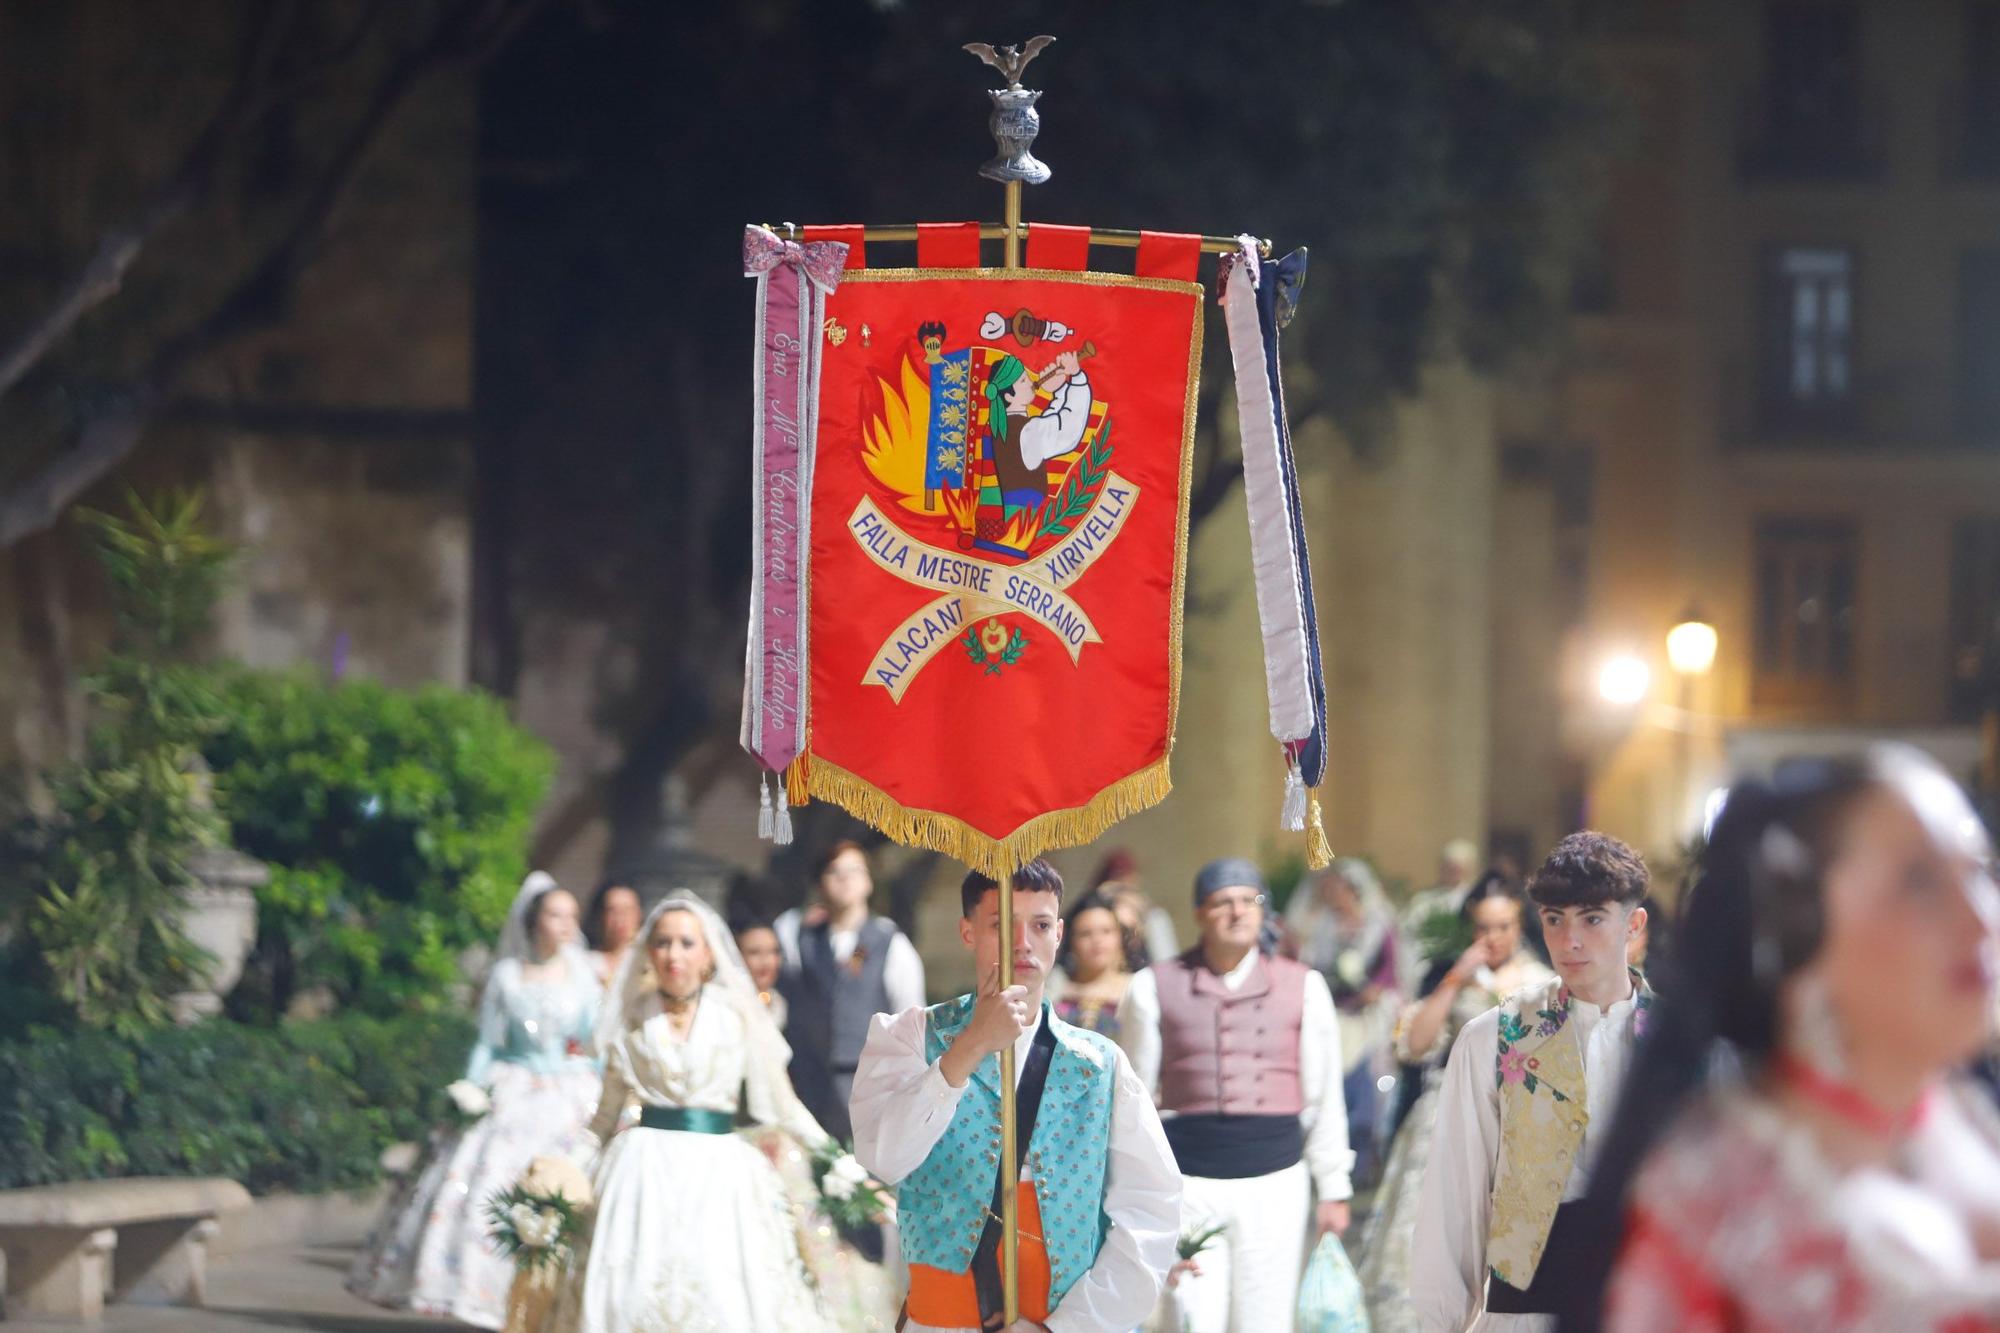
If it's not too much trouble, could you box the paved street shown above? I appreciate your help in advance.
[3,1244,458,1333]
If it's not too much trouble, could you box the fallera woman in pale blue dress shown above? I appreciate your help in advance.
[349,873,604,1330]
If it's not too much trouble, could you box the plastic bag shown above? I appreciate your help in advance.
[1296,1232,1370,1333]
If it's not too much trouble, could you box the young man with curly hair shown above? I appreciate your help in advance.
[1408,832,1652,1332]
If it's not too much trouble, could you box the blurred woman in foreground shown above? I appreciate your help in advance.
[1567,746,2000,1331]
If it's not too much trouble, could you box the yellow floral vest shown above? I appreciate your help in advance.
[1486,971,1653,1289]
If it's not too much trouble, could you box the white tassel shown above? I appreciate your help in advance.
[757,774,775,840]
[1281,761,1307,832]
[772,795,794,846]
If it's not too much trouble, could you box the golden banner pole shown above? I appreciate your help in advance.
[994,129,1027,1333]
[997,847,1020,1327]
[997,187,1022,1326]
[967,39,1050,1326]
[996,174,1024,1326]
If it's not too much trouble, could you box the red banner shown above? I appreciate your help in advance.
[798,268,1203,872]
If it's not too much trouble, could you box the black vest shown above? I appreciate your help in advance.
[781,915,898,1074]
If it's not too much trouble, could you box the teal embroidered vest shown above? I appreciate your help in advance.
[897,995,1119,1302]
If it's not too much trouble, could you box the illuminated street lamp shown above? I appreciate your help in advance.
[1667,608,1718,677]
[1597,654,1652,706]
[1667,605,1717,838]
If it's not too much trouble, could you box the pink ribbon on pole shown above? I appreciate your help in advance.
[743,225,850,293]
[741,226,848,835]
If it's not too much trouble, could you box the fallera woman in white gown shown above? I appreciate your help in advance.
[349,872,603,1330]
[555,891,837,1333]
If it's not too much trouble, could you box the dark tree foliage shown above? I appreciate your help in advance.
[0,0,556,547]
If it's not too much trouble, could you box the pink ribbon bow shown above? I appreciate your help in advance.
[743,224,849,293]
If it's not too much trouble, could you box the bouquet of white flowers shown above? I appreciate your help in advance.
[444,1078,492,1127]
[485,1184,583,1275]
[810,1143,894,1231]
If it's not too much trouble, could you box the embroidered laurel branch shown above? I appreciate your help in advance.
[961,625,1029,676]
[1037,416,1114,537]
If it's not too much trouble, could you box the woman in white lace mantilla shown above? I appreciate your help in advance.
[350,872,603,1330]
[554,891,839,1333]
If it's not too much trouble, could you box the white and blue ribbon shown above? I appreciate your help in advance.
[1221,236,1329,857]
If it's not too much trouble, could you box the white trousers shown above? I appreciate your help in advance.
[1168,1161,1311,1333]
[1467,1316,1554,1333]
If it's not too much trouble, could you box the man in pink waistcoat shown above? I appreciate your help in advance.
[1122,857,1354,1332]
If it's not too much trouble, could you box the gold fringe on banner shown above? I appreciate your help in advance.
[784,755,811,808]
[805,752,1173,878]
[1305,792,1333,869]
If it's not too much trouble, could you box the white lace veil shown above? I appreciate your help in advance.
[494,870,592,965]
[595,890,799,1080]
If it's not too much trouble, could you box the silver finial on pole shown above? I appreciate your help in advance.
[965,36,1055,186]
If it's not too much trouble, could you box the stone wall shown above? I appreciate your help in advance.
[0,6,475,788]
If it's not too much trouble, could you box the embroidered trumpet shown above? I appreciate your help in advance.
[1032,340,1096,388]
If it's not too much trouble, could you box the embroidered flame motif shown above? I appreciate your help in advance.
[862,355,940,515]
[861,345,1103,559]
[941,483,979,535]
[999,506,1042,551]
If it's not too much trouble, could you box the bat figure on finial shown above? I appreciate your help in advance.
[966,36,1057,185]
[963,35,1055,90]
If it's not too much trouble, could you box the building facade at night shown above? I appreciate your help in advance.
[1538,0,2000,868]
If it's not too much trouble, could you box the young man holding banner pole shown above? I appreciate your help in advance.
[851,859,1180,1332]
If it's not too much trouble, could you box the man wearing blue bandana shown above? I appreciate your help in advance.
[1122,856,1355,1332]
[852,858,1180,1332]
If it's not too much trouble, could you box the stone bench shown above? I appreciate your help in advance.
[0,1178,251,1322]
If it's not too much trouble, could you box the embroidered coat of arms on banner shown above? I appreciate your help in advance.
[796,267,1201,873]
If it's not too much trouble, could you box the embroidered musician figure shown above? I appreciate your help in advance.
[1408,832,1654,1330]
[973,348,1091,556]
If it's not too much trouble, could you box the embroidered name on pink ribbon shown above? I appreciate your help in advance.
[741,226,847,832]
